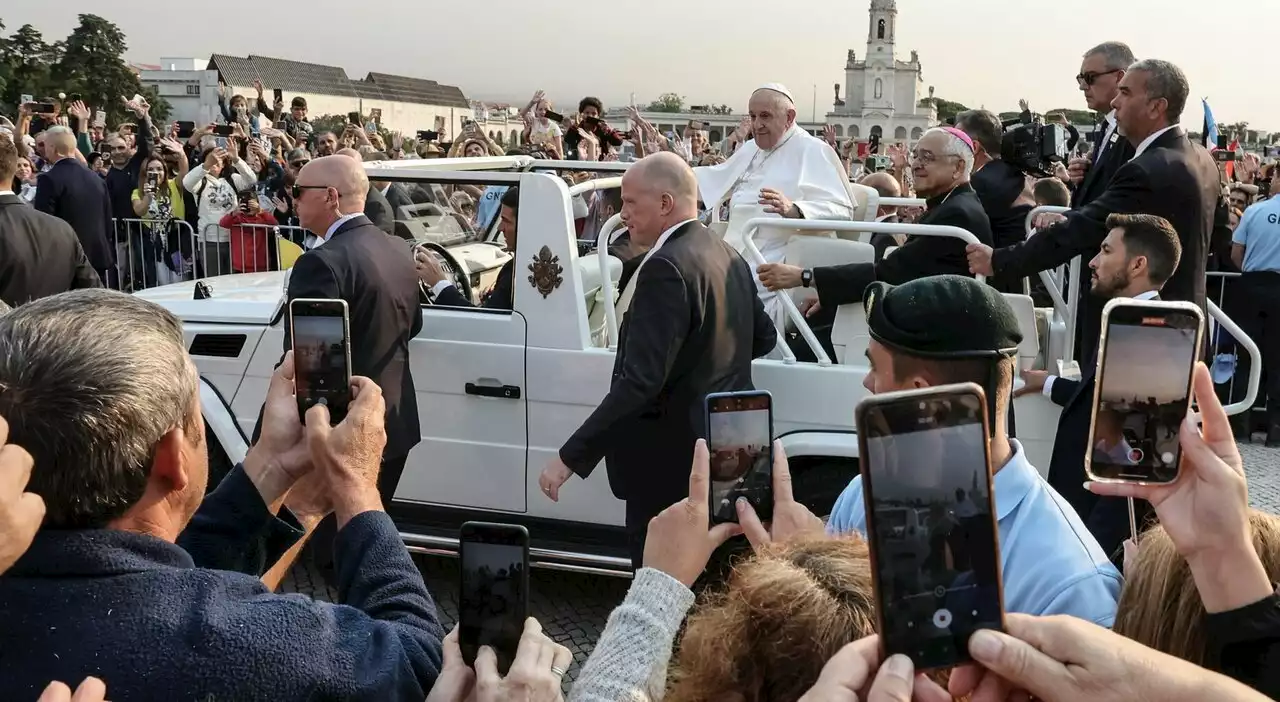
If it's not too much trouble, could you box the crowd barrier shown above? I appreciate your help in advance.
[109,218,309,290]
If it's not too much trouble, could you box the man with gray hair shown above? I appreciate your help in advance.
[1070,42,1137,210]
[968,58,1217,319]
[0,289,445,700]
[32,126,115,285]
[757,126,993,308]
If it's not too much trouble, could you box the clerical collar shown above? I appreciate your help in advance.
[924,182,971,209]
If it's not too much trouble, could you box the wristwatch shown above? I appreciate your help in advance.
[801,269,813,288]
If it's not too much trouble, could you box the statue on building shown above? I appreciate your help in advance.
[833,83,845,107]
[846,49,857,68]
[910,50,918,64]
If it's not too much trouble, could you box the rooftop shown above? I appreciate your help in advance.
[207,54,469,109]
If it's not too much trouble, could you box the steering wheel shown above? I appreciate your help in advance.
[414,241,473,305]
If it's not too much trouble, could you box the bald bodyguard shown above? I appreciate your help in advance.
[540,152,777,569]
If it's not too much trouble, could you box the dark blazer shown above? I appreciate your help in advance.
[284,215,424,459]
[559,221,776,509]
[971,159,1035,293]
[436,259,513,310]
[0,193,101,306]
[0,463,444,702]
[1205,589,1280,699]
[992,127,1216,315]
[813,183,994,307]
[1046,293,1161,566]
[1072,124,1135,210]
[364,183,397,237]
[33,158,116,271]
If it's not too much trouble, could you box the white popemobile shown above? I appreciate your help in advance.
[133,156,1261,577]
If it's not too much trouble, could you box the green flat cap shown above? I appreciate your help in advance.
[863,276,1022,359]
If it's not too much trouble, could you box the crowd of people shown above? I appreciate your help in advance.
[1,31,1279,702]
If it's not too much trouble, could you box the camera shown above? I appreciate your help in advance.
[1000,109,1068,176]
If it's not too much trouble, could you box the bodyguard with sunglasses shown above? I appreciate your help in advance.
[1069,42,1137,210]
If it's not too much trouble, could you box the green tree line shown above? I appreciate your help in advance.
[0,14,171,126]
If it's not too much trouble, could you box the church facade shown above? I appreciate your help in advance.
[826,0,938,145]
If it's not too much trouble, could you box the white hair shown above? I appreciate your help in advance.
[923,127,974,180]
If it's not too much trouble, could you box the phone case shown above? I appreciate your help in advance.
[854,383,1006,670]
[1085,298,1204,485]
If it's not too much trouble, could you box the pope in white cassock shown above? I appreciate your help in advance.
[694,83,854,326]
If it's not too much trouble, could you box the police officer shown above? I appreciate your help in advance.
[1230,167,1280,445]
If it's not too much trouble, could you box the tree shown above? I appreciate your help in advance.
[645,92,684,113]
[0,23,58,110]
[919,97,967,123]
[1046,108,1096,124]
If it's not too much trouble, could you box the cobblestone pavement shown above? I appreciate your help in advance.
[281,442,1280,692]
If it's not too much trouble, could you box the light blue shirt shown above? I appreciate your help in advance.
[1233,197,1280,273]
[475,186,508,232]
[828,440,1122,626]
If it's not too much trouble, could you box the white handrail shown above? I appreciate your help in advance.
[530,160,632,173]
[1209,299,1261,416]
[879,197,928,208]
[742,218,987,367]
[364,155,533,173]
[1023,205,1073,313]
[568,177,623,197]
[596,213,625,349]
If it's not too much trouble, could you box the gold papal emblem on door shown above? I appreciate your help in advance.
[527,246,564,299]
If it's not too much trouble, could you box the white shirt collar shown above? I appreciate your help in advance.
[1132,125,1178,160]
[306,212,362,250]
[1104,109,1117,128]
[648,218,698,258]
[1133,289,1159,301]
[0,190,14,197]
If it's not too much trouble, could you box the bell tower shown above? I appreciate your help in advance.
[866,0,897,59]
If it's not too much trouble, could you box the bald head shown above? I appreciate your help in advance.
[337,147,363,161]
[859,172,901,199]
[294,155,368,232]
[620,152,701,247]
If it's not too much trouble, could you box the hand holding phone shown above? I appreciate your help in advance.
[705,391,774,524]
[459,522,530,675]
[856,384,1005,670]
[290,299,353,424]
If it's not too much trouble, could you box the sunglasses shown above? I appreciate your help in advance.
[290,160,310,169]
[1076,69,1121,87]
[291,184,330,199]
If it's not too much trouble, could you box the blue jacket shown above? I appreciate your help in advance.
[0,464,444,701]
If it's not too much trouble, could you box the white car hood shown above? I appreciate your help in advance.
[133,272,286,325]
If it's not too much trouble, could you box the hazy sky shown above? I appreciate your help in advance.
[1099,324,1197,403]
[5,1,1276,131]
[709,409,770,449]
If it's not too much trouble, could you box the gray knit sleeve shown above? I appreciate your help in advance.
[566,567,696,702]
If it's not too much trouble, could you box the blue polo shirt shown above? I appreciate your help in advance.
[1233,197,1280,273]
[828,440,1122,626]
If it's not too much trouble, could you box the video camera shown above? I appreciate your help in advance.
[1000,108,1069,177]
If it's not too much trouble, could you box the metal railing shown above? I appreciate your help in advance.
[1022,206,1079,366]
[1206,271,1265,415]
[109,218,309,290]
[595,213,626,349]
[743,219,986,366]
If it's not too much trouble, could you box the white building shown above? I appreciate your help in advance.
[826,0,937,145]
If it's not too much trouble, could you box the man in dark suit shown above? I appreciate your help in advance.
[0,135,101,306]
[955,109,1035,294]
[537,153,777,568]
[32,128,116,286]
[967,59,1217,335]
[284,155,423,501]
[756,127,993,309]
[338,148,396,237]
[1018,213,1182,567]
[415,187,518,310]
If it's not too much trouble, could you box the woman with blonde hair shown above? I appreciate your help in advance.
[1114,510,1280,667]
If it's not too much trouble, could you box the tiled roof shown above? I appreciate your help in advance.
[207,54,468,108]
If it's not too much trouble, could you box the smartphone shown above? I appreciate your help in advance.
[146,172,160,190]
[1087,299,1204,484]
[581,115,601,129]
[543,109,565,123]
[272,120,287,131]
[20,94,33,105]
[417,129,439,142]
[273,88,283,103]
[176,121,196,139]
[855,383,1005,670]
[289,298,353,424]
[211,124,235,137]
[33,102,57,114]
[347,111,361,125]
[689,120,708,130]
[705,391,774,524]
[459,522,530,675]
[93,110,107,127]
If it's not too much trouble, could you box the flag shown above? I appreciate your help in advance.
[1202,98,1220,149]
[1226,137,1240,181]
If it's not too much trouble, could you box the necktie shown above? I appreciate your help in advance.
[1091,120,1108,165]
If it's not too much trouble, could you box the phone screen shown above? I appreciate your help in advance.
[212,125,234,137]
[543,110,564,123]
[858,387,1002,669]
[290,300,352,424]
[706,391,773,524]
[1089,302,1202,483]
[273,88,284,103]
[459,522,529,675]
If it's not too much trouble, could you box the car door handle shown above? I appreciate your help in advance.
[465,382,521,400]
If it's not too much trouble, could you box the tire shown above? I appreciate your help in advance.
[789,458,859,520]
[204,420,235,494]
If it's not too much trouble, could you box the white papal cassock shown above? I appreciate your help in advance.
[694,121,853,328]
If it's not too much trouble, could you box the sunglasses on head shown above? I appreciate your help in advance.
[1076,69,1121,86]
